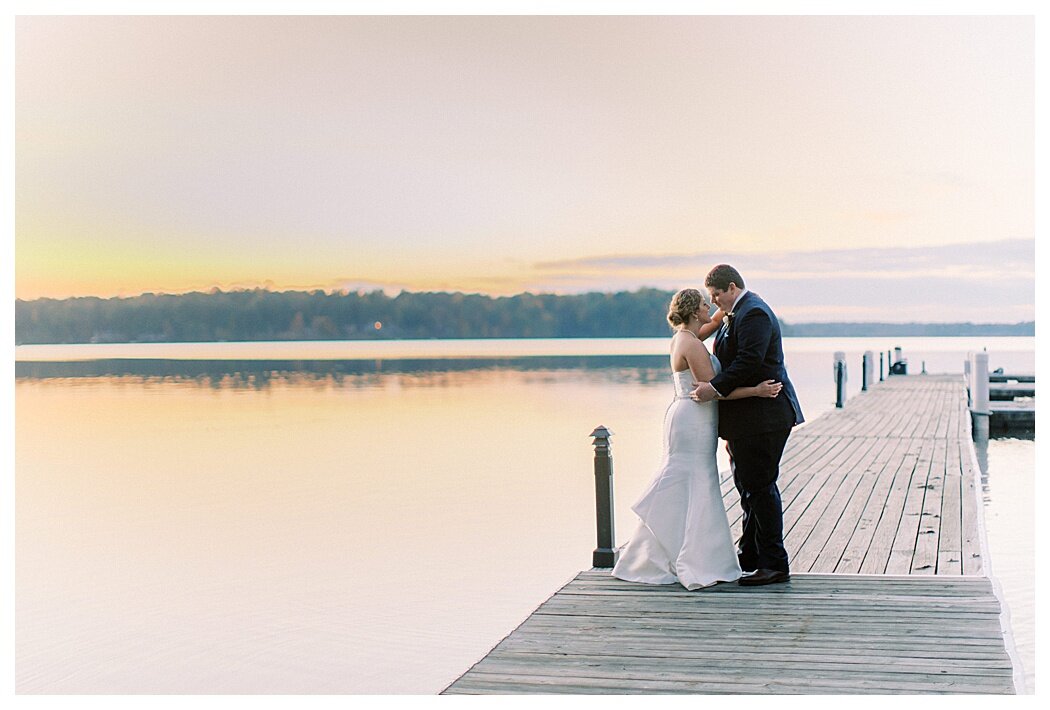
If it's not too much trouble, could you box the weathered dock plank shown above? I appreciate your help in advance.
[811,437,906,572]
[789,436,883,571]
[857,436,923,574]
[443,572,1014,695]
[961,440,985,575]
[758,374,983,575]
[938,440,964,574]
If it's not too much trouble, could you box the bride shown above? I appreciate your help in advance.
[612,288,782,590]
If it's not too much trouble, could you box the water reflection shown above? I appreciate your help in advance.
[973,431,1034,500]
[18,363,637,692]
[979,436,1036,693]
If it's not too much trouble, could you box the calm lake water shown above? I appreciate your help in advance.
[14,336,1035,694]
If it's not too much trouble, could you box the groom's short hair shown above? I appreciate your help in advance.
[706,264,745,292]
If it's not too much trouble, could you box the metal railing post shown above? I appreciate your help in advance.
[589,425,618,568]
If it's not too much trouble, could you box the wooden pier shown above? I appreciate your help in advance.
[443,374,1018,694]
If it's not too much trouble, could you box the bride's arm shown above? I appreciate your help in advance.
[721,380,783,400]
[697,308,725,341]
[684,337,716,384]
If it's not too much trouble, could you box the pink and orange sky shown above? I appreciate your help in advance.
[13,13,1035,322]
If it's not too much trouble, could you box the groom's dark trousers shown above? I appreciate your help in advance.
[710,291,803,575]
[727,428,792,573]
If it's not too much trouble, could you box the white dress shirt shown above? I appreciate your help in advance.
[726,288,749,316]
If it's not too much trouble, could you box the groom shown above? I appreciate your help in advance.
[692,265,803,586]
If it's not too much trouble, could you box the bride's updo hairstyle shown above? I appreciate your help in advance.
[667,288,710,330]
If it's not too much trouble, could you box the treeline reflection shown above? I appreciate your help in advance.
[16,356,670,390]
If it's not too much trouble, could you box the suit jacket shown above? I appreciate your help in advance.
[710,291,804,439]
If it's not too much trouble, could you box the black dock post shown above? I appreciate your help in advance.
[589,425,618,568]
[834,352,847,408]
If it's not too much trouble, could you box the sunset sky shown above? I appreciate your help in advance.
[13,12,1035,322]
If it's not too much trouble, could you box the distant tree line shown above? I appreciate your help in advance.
[14,288,1035,344]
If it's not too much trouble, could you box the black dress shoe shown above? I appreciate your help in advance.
[738,569,790,586]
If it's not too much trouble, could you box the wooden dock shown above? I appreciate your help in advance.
[443,374,1018,694]
[443,571,1012,694]
[770,374,981,575]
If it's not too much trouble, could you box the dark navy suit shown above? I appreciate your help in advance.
[709,291,803,573]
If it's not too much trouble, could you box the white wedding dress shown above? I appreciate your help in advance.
[612,359,742,589]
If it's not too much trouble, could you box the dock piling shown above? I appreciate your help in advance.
[889,346,908,375]
[834,351,847,407]
[970,352,990,440]
[862,351,874,391]
[589,425,618,568]
[964,356,972,407]
[964,352,1033,435]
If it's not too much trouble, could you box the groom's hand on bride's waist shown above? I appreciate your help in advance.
[690,382,720,403]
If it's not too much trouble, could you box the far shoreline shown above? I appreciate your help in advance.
[15,335,1035,365]
[13,327,1037,348]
